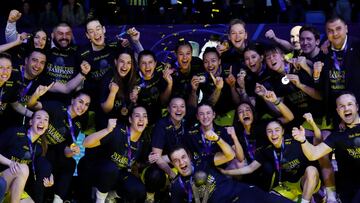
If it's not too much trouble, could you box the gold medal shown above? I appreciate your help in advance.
[121,107,129,116]
[70,143,77,148]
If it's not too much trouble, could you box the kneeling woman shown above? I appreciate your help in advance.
[0,110,53,203]
[221,120,321,203]
[83,106,148,203]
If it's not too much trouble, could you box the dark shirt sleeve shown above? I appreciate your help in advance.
[323,132,338,149]
[151,120,166,150]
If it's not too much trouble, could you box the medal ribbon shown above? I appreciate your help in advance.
[332,44,347,71]
[26,130,37,181]
[243,130,255,161]
[126,127,139,170]
[273,140,284,186]
[66,109,77,143]
[178,176,193,203]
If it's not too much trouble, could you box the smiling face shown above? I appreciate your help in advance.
[237,103,254,126]
[30,110,49,136]
[115,53,133,77]
[197,105,215,129]
[176,44,192,71]
[25,51,46,79]
[203,51,221,76]
[228,23,247,50]
[139,54,156,80]
[33,30,47,49]
[300,30,320,55]
[70,93,91,117]
[170,148,193,176]
[336,94,359,125]
[290,26,302,51]
[265,49,284,73]
[326,19,348,50]
[0,57,12,85]
[86,20,106,48]
[244,50,263,74]
[129,106,148,133]
[52,25,72,48]
[168,98,186,124]
[266,121,284,148]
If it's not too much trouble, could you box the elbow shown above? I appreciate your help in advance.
[101,103,111,113]
[82,140,92,148]
[226,151,236,162]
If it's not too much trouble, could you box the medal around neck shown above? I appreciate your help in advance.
[281,76,289,85]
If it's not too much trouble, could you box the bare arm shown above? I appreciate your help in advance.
[292,126,333,161]
[220,160,261,175]
[83,119,117,148]
[204,131,235,166]
[101,82,119,113]
[150,148,177,179]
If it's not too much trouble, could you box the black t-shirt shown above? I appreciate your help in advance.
[235,124,270,162]
[171,57,204,100]
[0,126,43,170]
[255,136,315,185]
[0,77,19,116]
[170,154,249,203]
[3,67,52,127]
[80,41,125,107]
[99,123,145,170]
[198,67,237,116]
[98,71,135,125]
[324,124,360,189]
[42,45,80,103]
[42,101,81,145]
[184,124,234,161]
[135,66,168,124]
[151,117,186,155]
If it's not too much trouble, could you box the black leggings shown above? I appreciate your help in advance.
[94,159,146,202]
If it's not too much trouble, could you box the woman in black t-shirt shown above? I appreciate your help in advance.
[100,49,138,127]
[83,106,149,203]
[0,110,53,203]
[221,120,320,203]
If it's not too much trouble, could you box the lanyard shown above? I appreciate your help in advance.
[200,128,212,155]
[332,45,347,71]
[179,176,193,203]
[138,71,147,89]
[243,130,255,161]
[26,130,37,181]
[126,127,139,171]
[66,109,76,143]
[0,87,3,105]
[170,118,185,144]
[273,140,284,186]
[20,65,33,98]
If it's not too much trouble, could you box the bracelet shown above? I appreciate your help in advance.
[273,98,281,106]
[215,136,221,142]
[300,139,307,144]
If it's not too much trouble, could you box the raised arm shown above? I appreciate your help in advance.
[292,126,332,161]
[5,10,22,43]
[262,90,294,124]
[204,130,235,166]
[101,82,119,113]
[83,119,117,148]
[49,61,90,94]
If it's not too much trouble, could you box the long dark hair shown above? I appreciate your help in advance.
[113,49,137,102]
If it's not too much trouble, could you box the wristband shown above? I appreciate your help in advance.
[273,98,281,106]
[300,139,307,144]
